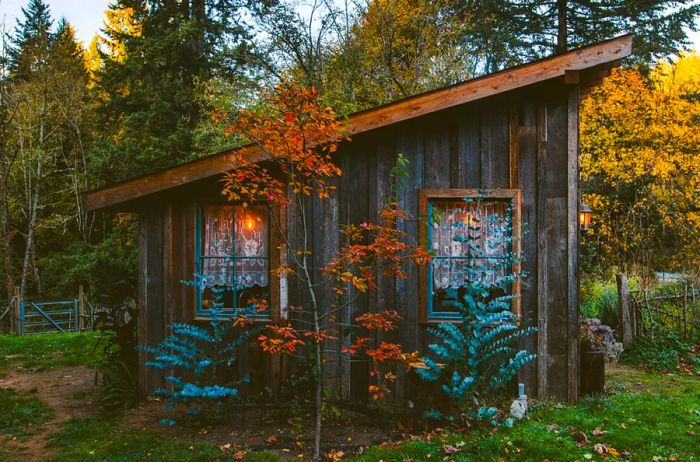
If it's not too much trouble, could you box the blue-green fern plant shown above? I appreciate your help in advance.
[417,194,536,424]
[142,275,265,425]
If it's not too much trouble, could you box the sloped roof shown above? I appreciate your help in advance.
[86,35,632,211]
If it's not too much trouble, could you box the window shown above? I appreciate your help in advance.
[419,189,521,322]
[196,204,270,316]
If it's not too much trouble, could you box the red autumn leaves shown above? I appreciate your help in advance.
[324,205,431,296]
[221,82,344,206]
[218,81,429,401]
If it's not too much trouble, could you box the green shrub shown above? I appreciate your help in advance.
[416,195,536,424]
[580,279,620,329]
[94,303,139,411]
[621,333,698,373]
[142,281,264,425]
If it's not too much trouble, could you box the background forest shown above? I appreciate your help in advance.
[0,0,699,312]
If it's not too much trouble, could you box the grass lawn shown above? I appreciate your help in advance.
[47,415,281,462]
[38,366,699,461]
[0,388,54,440]
[349,368,700,462]
[0,332,102,374]
[1,330,698,461]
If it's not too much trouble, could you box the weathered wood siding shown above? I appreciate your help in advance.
[136,79,580,402]
[136,201,196,396]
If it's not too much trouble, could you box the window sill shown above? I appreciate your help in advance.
[193,315,273,324]
[422,318,463,325]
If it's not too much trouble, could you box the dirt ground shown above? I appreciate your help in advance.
[0,364,401,461]
[122,399,402,460]
[0,365,98,461]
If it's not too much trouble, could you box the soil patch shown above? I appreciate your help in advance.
[122,399,404,460]
[0,365,97,461]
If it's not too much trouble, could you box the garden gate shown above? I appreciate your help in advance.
[12,286,87,335]
[19,299,80,335]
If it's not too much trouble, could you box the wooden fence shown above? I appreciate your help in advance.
[618,274,700,344]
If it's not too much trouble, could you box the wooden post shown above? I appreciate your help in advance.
[692,284,697,339]
[13,286,20,335]
[682,285,688,341]
[78,285,85,332]
[616,274,634,347]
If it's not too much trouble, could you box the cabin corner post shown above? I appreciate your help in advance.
[567,86,581,403]
[536,102,549,400]
[137,213,149,398]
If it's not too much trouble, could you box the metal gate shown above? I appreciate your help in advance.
[19,299,79,335]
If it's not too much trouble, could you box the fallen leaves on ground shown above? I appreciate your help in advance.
[594,443,620,458]
[326,449,345,460]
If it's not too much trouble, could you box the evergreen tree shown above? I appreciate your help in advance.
[8,0,53,81]
[95,0,258,181]
[447,0,699,71]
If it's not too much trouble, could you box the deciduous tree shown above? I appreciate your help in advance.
[580,56,700,279]
[220,81,428,460]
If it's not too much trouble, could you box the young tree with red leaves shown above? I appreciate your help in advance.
[220,82,429,460]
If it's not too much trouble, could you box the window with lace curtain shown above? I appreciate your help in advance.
[419,189,521,322]
[196,204,270,316]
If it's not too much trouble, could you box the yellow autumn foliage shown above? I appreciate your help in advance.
[338,0,469,108]
[580,55,700,275]
[100,4,142,63]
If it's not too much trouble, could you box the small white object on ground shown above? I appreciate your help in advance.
[510,395,528,420]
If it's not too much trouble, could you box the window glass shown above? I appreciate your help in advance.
[198,205,269,314]
[428,198,511,319]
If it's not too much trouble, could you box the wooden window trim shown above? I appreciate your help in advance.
[418,188,522,324]
[192,202,286,324]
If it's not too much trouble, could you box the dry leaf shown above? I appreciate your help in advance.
[575,431,590,447]
[233,450,247,460]
[326,449,345,461]
[265,435,279,444]
[442,444,461,455]
[592,427,608,437]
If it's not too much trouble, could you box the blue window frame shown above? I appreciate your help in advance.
[421,189,521,322]
[195,204,270,317]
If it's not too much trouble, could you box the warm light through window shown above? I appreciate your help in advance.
[245,216,256,231]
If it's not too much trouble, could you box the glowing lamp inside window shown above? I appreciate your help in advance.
[244,215,256,231]
[579,203,593,232]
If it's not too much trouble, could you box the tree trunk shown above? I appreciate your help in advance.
[20,158,41,299]
[555,0,568,53]
[0,62,14,301]
[0,118,11,301]
[298,191,323,461]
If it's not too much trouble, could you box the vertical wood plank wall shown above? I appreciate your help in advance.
[137,202,196,397]
[137,82,580,402]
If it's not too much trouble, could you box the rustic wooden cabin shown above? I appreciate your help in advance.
[86,36,632,403]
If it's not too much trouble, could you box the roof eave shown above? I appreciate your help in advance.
[86,35,632,212]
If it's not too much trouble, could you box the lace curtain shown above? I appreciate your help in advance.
[431,200,508,289]
[201,205,268,289]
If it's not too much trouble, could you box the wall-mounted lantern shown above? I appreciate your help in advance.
[579,203,593,233]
